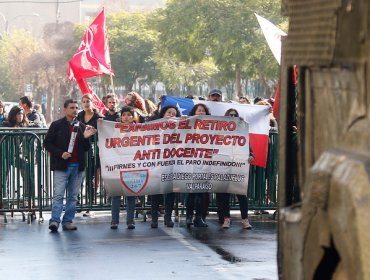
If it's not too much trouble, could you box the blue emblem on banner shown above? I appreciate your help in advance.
[120,170,149,195]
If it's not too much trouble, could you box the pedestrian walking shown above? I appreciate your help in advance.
[44,99,97,232]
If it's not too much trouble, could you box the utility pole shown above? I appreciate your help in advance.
[56,0,60,24]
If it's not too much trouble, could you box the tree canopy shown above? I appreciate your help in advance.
[0,0,286,103]
[0,30,41,100]
[153,0,285,97]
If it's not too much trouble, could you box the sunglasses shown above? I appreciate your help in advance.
[229,113,238,117]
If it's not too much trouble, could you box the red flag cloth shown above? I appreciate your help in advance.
[77,79,107,114]
[272,81,280,120]
[272,66,297,120]
[76,78,92,94]
[68,8,113,80]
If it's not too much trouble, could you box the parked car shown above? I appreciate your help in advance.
[3,102,19,113]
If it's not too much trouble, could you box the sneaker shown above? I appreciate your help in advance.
[110,222,118,230]
[241,219,252,230]
[49,221,59,232]
[127,222,135,229]
[222,217,231,229]
[62,223,78,231]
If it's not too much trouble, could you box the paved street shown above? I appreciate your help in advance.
[0,211,277,280]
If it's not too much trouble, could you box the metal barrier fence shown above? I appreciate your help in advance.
[0,129,277,223]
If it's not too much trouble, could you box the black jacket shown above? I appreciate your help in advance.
[44,117,90,171]
[77,110,104,129]
[104,111,120,122]
[27,110,43,127]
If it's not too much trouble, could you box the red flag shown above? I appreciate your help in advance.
[68,8,111,114]
[272,66,297,120]
[272,81,280,120]
[76,79,106,114]
[68,8,113,80]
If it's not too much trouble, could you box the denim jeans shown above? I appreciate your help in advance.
[221,193,249,219]
[49,166,83,225]
[111,196,135,224]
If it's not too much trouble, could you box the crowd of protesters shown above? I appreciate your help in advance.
[0,96,47,128]
[0,90,276,232]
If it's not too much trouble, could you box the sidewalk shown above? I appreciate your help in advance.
[0,211,278,280]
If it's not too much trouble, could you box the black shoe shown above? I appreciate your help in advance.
[49,221,59,232]
[186,216,193,228]
[151,221,158,228]
[127,222,135,229]
[164,217,174,228]
[194,217,208,227]
[110,222,118,229]
[218,216,224,224]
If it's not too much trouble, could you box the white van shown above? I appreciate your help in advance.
[3,101,19,113]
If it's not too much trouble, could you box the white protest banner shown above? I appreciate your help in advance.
[98,116,251,196]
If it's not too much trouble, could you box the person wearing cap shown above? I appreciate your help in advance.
[208,89,222,102]
[206,88,224,223]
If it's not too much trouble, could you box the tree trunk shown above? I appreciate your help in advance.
[235,63,242,100]
[125,83,133,93]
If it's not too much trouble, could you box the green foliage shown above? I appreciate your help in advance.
[0,1,286,102]
[107,11,159,91]
[153,49,218,94]
[0,30,41,100]
[153,0,286,94]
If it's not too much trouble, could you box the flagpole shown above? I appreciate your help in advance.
[110,74,115,94]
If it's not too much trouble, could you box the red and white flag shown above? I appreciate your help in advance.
[162,96,271,168]
[68,8,113,80]
[76,79,107,113]
[68,8,113,113]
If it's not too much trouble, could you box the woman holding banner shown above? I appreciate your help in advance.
[110,106,137,230]
[185,103,210,228]
[220,108,253,229]
[150,105,181,228]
